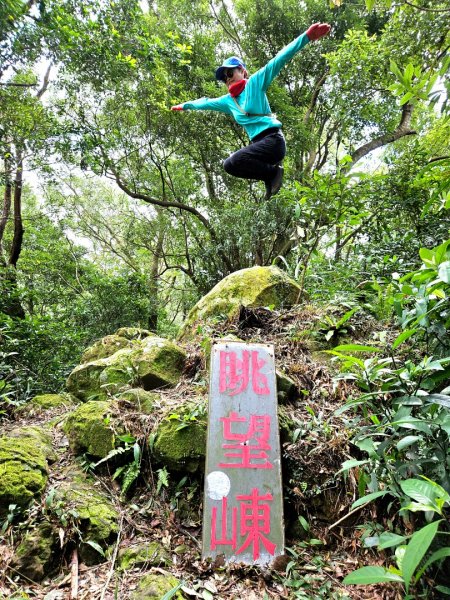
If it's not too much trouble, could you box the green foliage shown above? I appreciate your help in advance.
[344,479,450,595]
[93,433,143,497]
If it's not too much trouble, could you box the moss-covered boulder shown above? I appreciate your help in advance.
[116,388,158,414]
[115,327,153,340]
[10,521,60,582]
[178,265,301,340]
[117,542,171,571]
[66,336,186,401]
[55,468,119,564]
[131,573,183,600]
[0,427,53,516]
[134,336,186,390]
[153,402,207,473]
[63,401,117,458]
[81,334,132,363]
[26,393,76,412]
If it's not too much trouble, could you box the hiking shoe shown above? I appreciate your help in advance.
[270,165,284,196]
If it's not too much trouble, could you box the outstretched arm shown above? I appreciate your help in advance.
[171,95,231,113]
[252,23,331,91]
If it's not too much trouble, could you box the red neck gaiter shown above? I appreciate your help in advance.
[229,79,247,98]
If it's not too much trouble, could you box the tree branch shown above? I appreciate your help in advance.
[350,103,416,166]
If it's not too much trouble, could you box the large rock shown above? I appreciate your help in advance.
[66,336,186,401]
[0,427,53,516]
[178,265,301,340]
[153,401,207,473]
[10,521,60,582]
[64,401,117,458]
[53,468,119,564]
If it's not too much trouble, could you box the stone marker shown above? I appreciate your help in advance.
[202,341,284,565]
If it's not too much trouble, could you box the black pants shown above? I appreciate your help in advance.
[223,127,286,183]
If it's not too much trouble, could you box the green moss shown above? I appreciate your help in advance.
[0,431,53,514]
[118,542,170,571]
[153,410,207,473]
[30,394,73,410]
[57,468,119,564]
[81,335,132,363]
[116,388,157,414]
[131,573,183,600]
[178,266,301,340]
[67,336,186,401]
[63,401,116,458]
[115,327,153,340]
[137,338,186,389]
[11,521,59,581]
[0,460,47,512]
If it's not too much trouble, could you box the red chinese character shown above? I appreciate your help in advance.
[210,489,276,561]
[219,412,273,469]
[211,496,237,550]
[236,488,276,561]
[219,350,270,396]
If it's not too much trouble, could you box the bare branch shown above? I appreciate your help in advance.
[350,103,416,166]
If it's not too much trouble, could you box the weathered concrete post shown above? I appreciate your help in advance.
[202,341,284,565]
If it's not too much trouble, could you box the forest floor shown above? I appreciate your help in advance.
[0,306,404,600]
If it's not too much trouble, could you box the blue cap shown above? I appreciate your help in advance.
[215,56,246,82]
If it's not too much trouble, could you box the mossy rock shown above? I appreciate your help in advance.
[64,400,117,458]
[115,327,153,340]
[66,336,186,401]
[66,347,137,401]
[55,468,119,564]
[0,429,52,515]
[276,370,298,404]
[23,393,76,414]
[9,426,57,462]
[116,388,158,414]
[178,266,301,341]
[117,541,171,571]
[134,336,186,390]
[81,335,133,363]
[10,521,60,582]
[153,404,207,473]
[131,573,183,600]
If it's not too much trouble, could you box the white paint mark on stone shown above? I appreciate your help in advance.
[206,471,231,500]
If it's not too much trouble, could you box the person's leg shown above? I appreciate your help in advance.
[223,130,286,183]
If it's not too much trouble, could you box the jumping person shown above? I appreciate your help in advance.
[171,23,331,199]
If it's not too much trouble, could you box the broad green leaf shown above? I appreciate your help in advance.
[436,585,450,595]
[351,490,392,509]
[424,394,450,409]
[392,329,417,349]
[402,520,441,592]
[378,532,407,549]
[85,540,105,557]
[397,435,421,451]
[419,247,435,267]
[438,261,450,283]
[343,566,404,585]
[400,478,449,507]
[161,581,185,600]
[338,459,370,474]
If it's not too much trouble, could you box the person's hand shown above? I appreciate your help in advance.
[306,23,331,41]
[171,104,184,111]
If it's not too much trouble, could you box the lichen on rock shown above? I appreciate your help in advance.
[178,265,301,340]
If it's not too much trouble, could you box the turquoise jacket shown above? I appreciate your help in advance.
[181,32,310,140]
